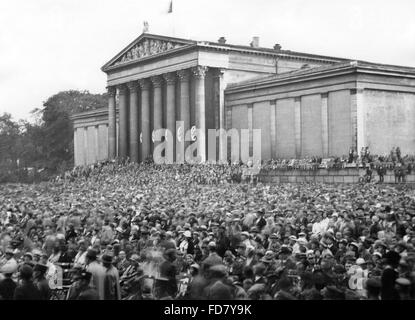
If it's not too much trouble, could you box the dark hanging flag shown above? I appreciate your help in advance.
[168,0,173,13]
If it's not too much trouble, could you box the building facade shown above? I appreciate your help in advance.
[72,33,415,166]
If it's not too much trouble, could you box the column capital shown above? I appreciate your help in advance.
[177,69,190,82]
[211,68,225,78]
[150,75,163,88]
[163,72,177,85]
[117,84,128,95]
[191,65,208,79]
[107,86,116,97]
[138,78,150,90]
[126,81,139,93]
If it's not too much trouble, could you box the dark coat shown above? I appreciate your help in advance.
[0,278,17,300]
[13,281,42,300]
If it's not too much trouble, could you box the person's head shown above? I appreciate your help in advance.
[243,278,253,292]
[164,249,177,262]
[102,254,113,268]
[278,277,292,291]
[253,263,266,276]
[118,250,126,261]
[33,263,48,279]
[208,242,217,253]
[23,253,33,264]
[19,265,33,282]
[78,239,87,252]
[85,249,98,264]
[79,270,93,287]
[385,251,401,268]
[5,248,14,260]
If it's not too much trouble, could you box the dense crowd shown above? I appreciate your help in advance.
[1,161,415,300]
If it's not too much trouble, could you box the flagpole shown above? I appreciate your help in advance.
[170,0,175,37]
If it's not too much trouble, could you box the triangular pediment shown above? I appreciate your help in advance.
[102,33,196,71]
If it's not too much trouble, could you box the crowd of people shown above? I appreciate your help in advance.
[261,147,414,174]
[1,160,415,300]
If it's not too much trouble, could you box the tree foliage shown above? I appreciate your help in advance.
[0,90,107,182]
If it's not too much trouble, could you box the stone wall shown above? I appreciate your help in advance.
[259,168,415,184]
[365,90,415,155]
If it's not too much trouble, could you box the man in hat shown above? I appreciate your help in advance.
[120,254,141,286]
[179,230,193,255]
[102,253,121,300]
[13,265,42,300]
[230,243,247,280]
[85,249,105,300]
[73,239,88,268]
[0,259,17,300]
[101,219,114,246]
[66,270,99,300]
[365,277,381,300]
[0,248,18,275]
[205,264,234,300]
[380,250,401,300]
[156,248,178,299]
[201,242,223,274]
[255,209,267,231]
[216,226,230,258]
[33,263,51,300]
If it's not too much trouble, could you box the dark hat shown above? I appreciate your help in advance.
[101,254,113,264]
[33,263,48,274]
[365,278,381,289]
[384,251,401,266]
[250,227,259,233]
[80,270,93,282]
[19,265,33,279]
[333,264,346,274]
[210,264,228,276]
[86,249,98,260]
[279,246,292,255]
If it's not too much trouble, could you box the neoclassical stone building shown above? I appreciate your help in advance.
[72,32,415,165]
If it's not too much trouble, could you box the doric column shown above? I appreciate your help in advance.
[107,86,117,160]
[139,79,151,161]
[127,81,139,162]
[191,66,208,162]
[163,73,176,162]
[117,84,129,159]
[151,76,163,149]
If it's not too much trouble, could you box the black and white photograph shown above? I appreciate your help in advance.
[1,0,415,310]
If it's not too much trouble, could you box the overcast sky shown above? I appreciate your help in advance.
[1,0,415,120]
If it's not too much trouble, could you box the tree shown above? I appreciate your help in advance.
[0,113,22,167]
[0,90,107,182]
[40,90,107,171]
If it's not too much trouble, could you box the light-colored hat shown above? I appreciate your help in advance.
[183,230,191,238]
